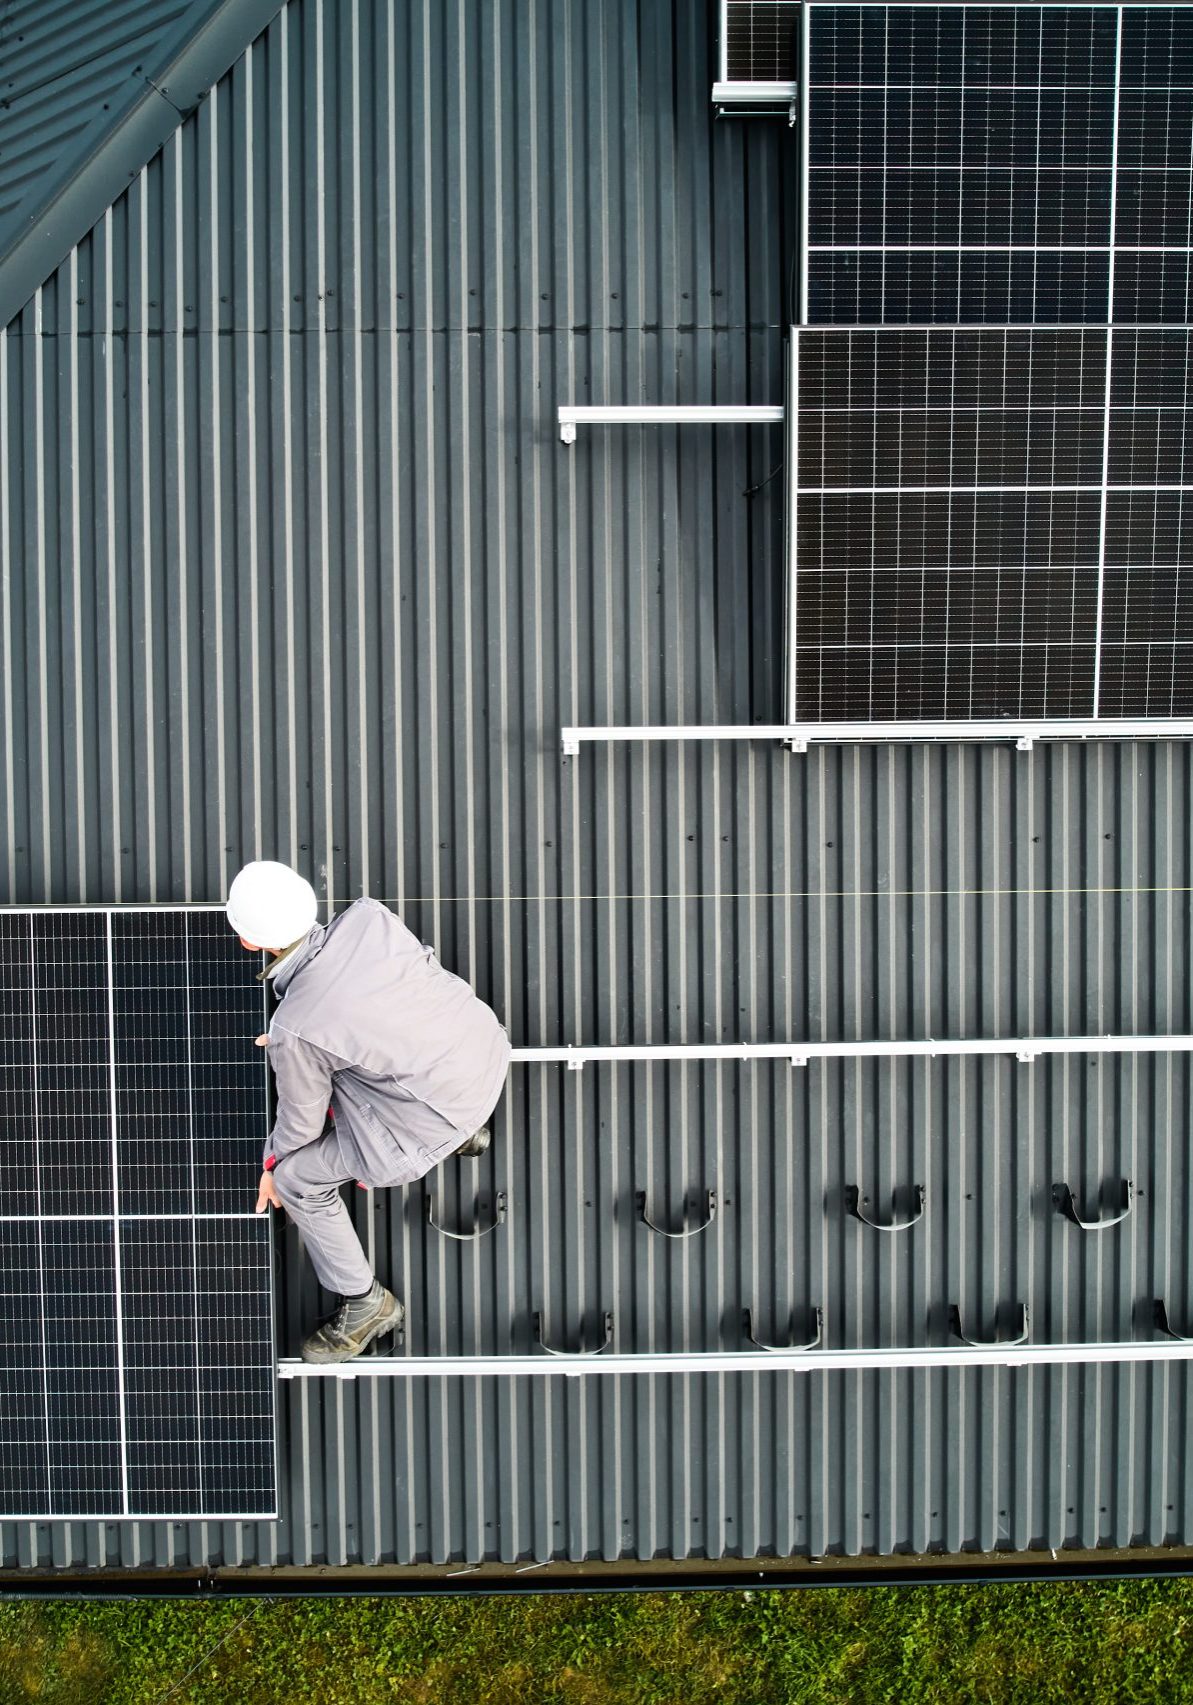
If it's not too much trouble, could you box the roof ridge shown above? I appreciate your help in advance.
[0,0,287,330]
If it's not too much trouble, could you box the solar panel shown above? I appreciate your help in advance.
[724,0,801,83]
[0,908,275,1521]
[805,4,1121,327]
[789,4,1193,727]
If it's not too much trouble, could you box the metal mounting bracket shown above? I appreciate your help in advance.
[743,1307,823,1352]
[1052,1179,1133,1231]
[534,1311,614,1359]
[511,1036,1193,1070]
[425,1190,508,1242]
[557,403,784,444]
[1154,1301,1193,1343]
[845,1184,925,1232]
[559,719,1193,753]
[637,1188,717,1239]
[949,1303,1029,1347]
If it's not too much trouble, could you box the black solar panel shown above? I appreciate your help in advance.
[0,909,275,1520]
[724,0,800,82]
[806,4,1122,326]
[793,5,1193,725]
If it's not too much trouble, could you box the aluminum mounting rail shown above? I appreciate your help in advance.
[509,1037,1193,1070]
[278,1339,1193,1381]
[711,81,799,103]
[557,404,783,443]
[560,719,1193,753]
[711,81,799,121]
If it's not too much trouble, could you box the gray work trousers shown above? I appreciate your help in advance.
[272,1103,465,1296]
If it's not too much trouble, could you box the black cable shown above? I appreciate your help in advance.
[743,462,783,498]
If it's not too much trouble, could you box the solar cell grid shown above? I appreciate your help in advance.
[789,323,1193,722]
[187,912,271,1216]
[809,167,1115,248]
[806,6,1126,327]
[806,5,1193,329]
[0,908,275,1520]
[0,1222,49,1515]
[41,1221,123,1515]
[194,1222,275,1512]
[30,914,111,1217]
[793,5,1193,728]
[1115,169,1193,246]
[811,5,1119,86]
[795,488,1104,569]
[725,0,800,81]
[1119,4,1193,86]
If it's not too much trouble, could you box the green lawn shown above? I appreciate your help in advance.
[3,1579,1193,1704]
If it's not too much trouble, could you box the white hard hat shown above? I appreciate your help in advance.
[226,861,318,948]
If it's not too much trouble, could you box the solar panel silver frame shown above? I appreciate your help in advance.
[0,904,278,1523]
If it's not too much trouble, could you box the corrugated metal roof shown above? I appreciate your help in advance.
[2,0,1193,1576]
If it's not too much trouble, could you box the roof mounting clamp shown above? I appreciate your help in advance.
[1016,1050,1038,1064]
[561,730,580,756]
[534,1311,614,1363]
[425,1190,508,1241]
[743,1307,823,1353]
[637,1188,717,1239]
[949,1303,1029,1348]
[1153,1301,1193,1343]
[845,1184,925,1232]
[1016,735,1035,752]
[1052,1179,1133,1232]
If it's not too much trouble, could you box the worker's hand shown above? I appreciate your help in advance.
[256,1169,282,1213]
[254,1033,269,1047]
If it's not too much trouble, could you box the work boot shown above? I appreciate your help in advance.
[300,1279,404,1365]
[456,1125,491,1158]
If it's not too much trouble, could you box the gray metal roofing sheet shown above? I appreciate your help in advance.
[2,0,1192,1576]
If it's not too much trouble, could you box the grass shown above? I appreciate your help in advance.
[3,1579,1193,1704]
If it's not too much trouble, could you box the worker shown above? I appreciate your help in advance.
[226,861,510,1365]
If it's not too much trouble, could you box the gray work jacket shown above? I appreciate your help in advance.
[264,897,510,1174]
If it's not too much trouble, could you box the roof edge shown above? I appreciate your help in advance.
[0,0,287,331]
[5,1547,1193,1596]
